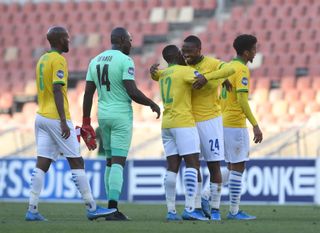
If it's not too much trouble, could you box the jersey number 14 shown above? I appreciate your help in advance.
[96,64,110,91]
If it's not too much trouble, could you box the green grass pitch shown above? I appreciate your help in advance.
[1,202,319,233]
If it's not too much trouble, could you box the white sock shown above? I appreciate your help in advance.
[202,186,210,201]
[195,182,202,209]
[210,182,222,210]
[28,168,45,213]
[229,170,243,215]
[71,169,96,212]
[164,170,177,213]
[183,168,198,212]
[221,167,230,185]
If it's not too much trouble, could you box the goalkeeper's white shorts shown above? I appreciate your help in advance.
[224,127,250,163]
[161,127,200,157]
[35,114,80,161]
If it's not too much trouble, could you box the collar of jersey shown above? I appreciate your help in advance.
[232,57,246,65]
[168,63,176,67]
[47,49,61,54]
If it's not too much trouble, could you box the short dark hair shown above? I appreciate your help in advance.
[162,45,180,63]
[110,27,129,44]
[183,35,201,48]
[233,34,257,55]
[46,26,67,46]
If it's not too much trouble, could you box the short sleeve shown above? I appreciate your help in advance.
[236,68,249,93]
[52,56,67,85]
[86,60,94,82]
[122,57,135,81]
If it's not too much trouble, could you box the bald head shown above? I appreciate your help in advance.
[110,27,132,55]
[46,26,69,53]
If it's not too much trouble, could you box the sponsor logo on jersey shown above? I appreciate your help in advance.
[57,70,64,79]
[128,67,134,75]
[241,77,248,85]
[194,70,201,78]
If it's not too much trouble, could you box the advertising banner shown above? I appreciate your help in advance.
[0,158,318,204]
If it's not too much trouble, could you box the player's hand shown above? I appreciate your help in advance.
[150,63,160,76]
[150,102,161,119]
[82,117,97,150]
[253,125,263,143]
[192,73,207,89]
[222,79,232,92]
[60,120,70,139]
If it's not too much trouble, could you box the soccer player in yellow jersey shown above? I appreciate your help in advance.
[26,26,115,221]
[181,35,233,221]
[150,37,234,221]
[152,45,208,221]
[221,34,263,220]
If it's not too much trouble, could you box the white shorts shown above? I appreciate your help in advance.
[35,114,80,161]
[161,127,200,157]
[224,127,249,163]
[196,116,224,162]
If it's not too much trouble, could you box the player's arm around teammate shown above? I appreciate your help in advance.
[181,35,232,221]
[156,45,208,221]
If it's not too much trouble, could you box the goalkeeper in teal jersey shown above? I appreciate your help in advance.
[82,27,160,220]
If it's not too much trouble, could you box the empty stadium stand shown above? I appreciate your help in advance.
[0,0,319,157]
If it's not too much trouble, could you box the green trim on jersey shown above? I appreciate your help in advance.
[232,57,246,65]
[47,49,61,54]
[53,81,65,85]
[236,89,249,93]
[218,62,225,69]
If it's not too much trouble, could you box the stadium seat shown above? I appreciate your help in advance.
[288,101,305,115]
[231,6,244,18]
[268,89,284,102]
[272,100,288,117]
[178,6,194,22]
[255,78,271,89]
[256,102,272,119]
[0,92,13,109]
[305,102,320,115]
[281,77,296,89]
[311,76,320,89]
[252,89,269,104]
[149,7,165,23]
[300,89,316,103]
[284,89,300,102]
[296,77,312,90]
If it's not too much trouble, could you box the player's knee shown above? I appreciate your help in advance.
[167,164,179,173]
[67,157,84,169]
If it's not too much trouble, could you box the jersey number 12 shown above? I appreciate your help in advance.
[160,77,173,104]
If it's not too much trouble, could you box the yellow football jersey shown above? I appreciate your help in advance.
[220,58,250,128]
[155,65,197,128]
[36,50,71,120]
[189,56,224,122]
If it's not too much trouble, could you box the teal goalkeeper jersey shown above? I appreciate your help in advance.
[86,49,135,119]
